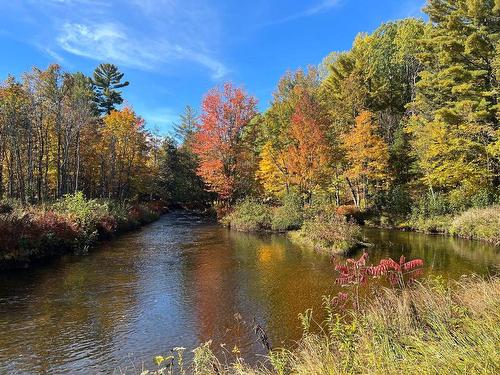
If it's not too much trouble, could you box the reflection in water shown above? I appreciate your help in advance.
[0,212,498,373]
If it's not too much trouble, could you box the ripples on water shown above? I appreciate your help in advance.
[0,211,498,373]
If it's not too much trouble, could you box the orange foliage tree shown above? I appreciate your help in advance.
[193,83,257,203]
[286,89,331,201]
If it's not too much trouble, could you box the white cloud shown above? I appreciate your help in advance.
[20,0,227,80]
[57,22,154,70]
[43,47,67,64]
[56,21,228,79]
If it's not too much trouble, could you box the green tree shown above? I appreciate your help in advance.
[92,63,129,115]
[408,0,499,199]
[173,105,198,147]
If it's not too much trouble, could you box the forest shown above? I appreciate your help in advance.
[0,0,499,262]
[188,0,499,248]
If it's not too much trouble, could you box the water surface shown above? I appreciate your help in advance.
[0,212,498,373]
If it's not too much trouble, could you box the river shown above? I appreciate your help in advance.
[0,211,498,374]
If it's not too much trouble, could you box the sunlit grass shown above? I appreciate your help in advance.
[144,276,500,374]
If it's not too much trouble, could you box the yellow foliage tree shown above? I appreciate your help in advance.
[257,142,289,197]
[98,107,150,199]
[342,111,389,207]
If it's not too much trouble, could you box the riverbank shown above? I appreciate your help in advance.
[0,193,168,269]
[149,276,500,374]
[222,198,366,254]
[223,198,500,249]
[366,205,500,246]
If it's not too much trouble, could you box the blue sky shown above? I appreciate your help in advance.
[0,0,425,134]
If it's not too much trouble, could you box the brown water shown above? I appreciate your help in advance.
[0,211,498,374]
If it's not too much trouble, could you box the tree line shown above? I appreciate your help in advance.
[190,0,499,217]
[0,63,206,204]
[1,0,498,215]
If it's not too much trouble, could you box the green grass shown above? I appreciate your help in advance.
[402,205,500,245]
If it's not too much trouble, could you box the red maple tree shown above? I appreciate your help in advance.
[193,83,257,202]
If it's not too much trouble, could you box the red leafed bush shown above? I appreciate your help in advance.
[333,252,424,310]
[0,214,28,255]
[95,214,118,237]
[146,201,166,215]
[0,211,81,257]
[367,255,424,288]
[336,205,364,224]
[128,203,160,225]
[32,211,80,242]
[335,251,369,286]
[336,205,360,216]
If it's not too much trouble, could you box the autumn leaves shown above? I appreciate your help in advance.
[192,78,390,210]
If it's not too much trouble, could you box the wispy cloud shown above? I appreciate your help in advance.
[56,22,228,78]
[17,0,228,80]
[43,47,67,65]
[266,0,340,25]
[57,22,163,70]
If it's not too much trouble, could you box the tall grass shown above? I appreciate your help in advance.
[143,277,500,374]
[403,205,500,245]
[449,206,500,244]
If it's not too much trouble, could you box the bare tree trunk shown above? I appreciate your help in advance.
[346,177,360,207]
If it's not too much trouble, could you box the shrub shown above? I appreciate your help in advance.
[0,196,165,266]
[0,202,13,214]
[53,192,109,232]
[0,210,81,258]
[31,211,82,251]
[406,214,453,233]
[412,192,451,218]
[449,206,500,244]
[226,198,271,232]
[271,192,303,231]
[335,204,366,224]
[292,212,363,254]
[128,203,160,225]
[303,201,337,221]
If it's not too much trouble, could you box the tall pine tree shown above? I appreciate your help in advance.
[92,63,129,115]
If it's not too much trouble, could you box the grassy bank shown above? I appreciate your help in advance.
[397,206,500,245]
[145,276,500,374]
[223,198,364,254]
[0,193,167,269]
[288,213,364,254]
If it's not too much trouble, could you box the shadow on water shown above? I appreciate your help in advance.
[0,211,498,373]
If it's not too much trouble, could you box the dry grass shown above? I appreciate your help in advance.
[449,206,500,245]
[144,277,500,375]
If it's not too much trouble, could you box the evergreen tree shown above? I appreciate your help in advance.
[92,63,129,115]
[408,0,499,198]
[173,105,198,146]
